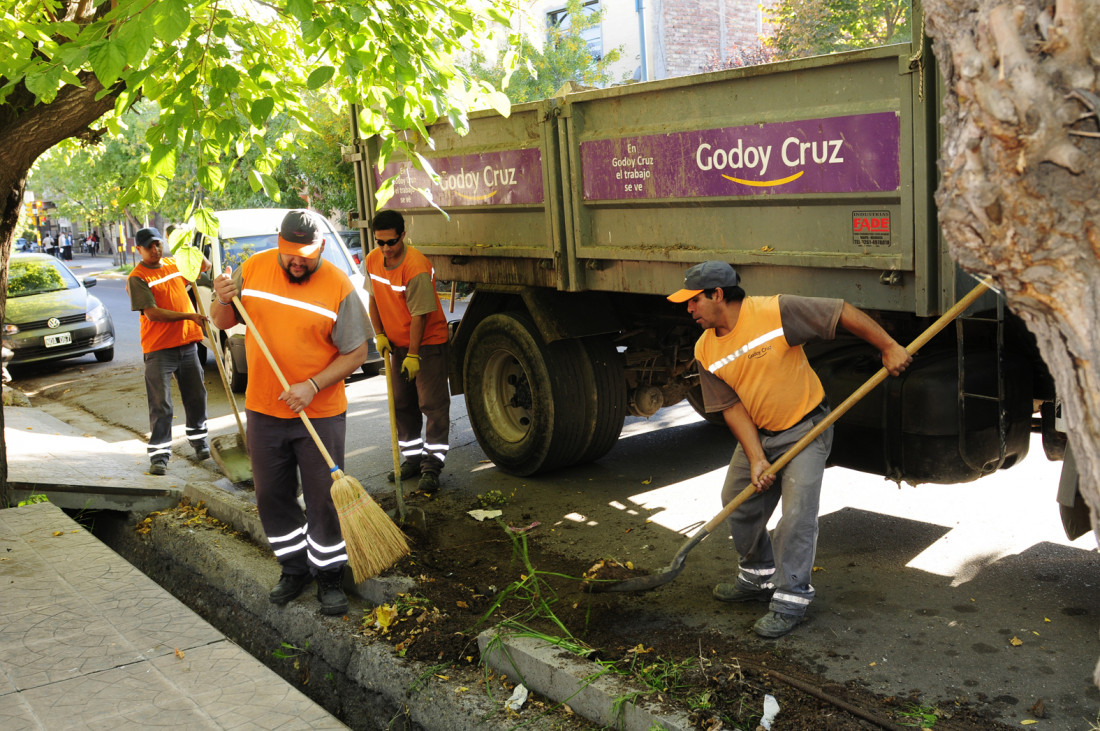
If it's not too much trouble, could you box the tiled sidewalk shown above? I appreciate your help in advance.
[0,502,344,729]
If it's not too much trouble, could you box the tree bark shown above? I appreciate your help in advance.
[0,70,119,507]
[923,0,1100,688]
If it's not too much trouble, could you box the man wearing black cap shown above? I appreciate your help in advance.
[211,209,370,616]
[669,261,911,638]
[129,227,212,475]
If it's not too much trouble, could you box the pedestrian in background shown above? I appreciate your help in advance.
[668,261,911,638]
[211,209,369,616]
[128,227,211,475]
[364,209,451,494]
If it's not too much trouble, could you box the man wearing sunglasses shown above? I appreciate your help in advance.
[364,209,450,494]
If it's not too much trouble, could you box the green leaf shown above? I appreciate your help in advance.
[115,17,155,65]
[306,65,335,89]
[250,97,275,126]
[197,164,225,192]
[88,40,127,88]
[286,0,314,24]
[24,66,62,103]
[151,0,190,43]
[148,144,178,178]
[259,172,279,199]
[195,208,220,239]
[247,168,264,193]
[486,90,511,118]
[174,245,205,282]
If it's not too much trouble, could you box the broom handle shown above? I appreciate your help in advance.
[384,356,408,519]
[232,295,340,475]
[703,275,995,535]
[193,289,247,442]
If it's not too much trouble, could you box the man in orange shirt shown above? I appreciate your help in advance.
[364,210,450,494]
[669,261,911,638]
[211,210,368,616]
[128,227,211,475]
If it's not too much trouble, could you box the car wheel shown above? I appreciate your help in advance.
[94,347,114,363]
[224,339,247,393]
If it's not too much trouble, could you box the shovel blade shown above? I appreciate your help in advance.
[210,433,252,483]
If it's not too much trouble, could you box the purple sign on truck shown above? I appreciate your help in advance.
[580,112,900,200]
[376,148,544,209]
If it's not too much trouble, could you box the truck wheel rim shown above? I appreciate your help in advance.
[484,350,532,443]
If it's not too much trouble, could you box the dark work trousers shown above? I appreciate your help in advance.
[390,342,450,475]
[143,343,208,464]
[720,405,834,618]
[247,409,348,576]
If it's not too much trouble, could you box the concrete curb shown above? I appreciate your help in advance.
[478,631,693,731]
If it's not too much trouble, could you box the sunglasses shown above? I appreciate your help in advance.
[375,235,402,247]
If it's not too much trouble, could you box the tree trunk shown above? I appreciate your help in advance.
[923,0,1100,688]
[0,71,118,506]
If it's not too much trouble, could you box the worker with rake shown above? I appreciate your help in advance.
[211,209,370,616]
[669,261,911,637]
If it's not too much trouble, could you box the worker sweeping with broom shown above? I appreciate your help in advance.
[210,209,377,615]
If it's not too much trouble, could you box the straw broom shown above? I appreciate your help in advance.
[232,295,410,582]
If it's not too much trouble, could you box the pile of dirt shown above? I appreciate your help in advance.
[363,491,1018,731]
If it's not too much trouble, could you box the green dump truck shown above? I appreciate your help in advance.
[345,35,1085,537]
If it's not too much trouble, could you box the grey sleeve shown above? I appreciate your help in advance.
[332,291,369,354]
[404,272,440,317]
[129,277,155,312]
[779,295,844,346]
[698,363,740,413]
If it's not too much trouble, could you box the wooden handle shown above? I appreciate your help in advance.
[702,276,995,534]
[232,295,339,474]
[193,291,247,442]
[384,356,408,518]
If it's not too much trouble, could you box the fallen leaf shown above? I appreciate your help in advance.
[869,661,877,667]
[760,245,774,252]
[1021,721,1037,726]
[1010,636,1023,647]
[625,561,634,570]
[174,648,185,659]
[375,604,398,630]
[812,565,825,572]
[642,477,651,485]
[1043,617,1050,623]
[455,686,468,692]
[52,531,63,537]
[456,600,468,608]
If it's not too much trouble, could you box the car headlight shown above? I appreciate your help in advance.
[86,302,105,322]
[4,324,18,335]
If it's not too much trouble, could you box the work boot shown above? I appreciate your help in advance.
[149,460,167,476]
[418,471,440,495]
[317,567,348,616]
[269,572,313,605]
[194,443,210,461]
[387,458,421,483]
[753,611,802,638]
[713,581,774,603]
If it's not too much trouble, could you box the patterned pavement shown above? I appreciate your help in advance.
[0,502,345,729]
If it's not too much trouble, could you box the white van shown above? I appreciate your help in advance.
[193,208,382,392]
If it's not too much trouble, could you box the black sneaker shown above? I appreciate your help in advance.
[387,459,421,483]
[713,582,774,603]
[317,567,348,616]
[418,471,440,495]
[269,572,313,605]
[754,611,802,638]
[194,444,211,460]
[149,461,167,476]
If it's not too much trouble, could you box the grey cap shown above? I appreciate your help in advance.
[667,261,741,302]
[278,210,324,257]
[135,227,164,248]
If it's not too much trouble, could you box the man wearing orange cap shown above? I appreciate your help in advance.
[668,261,911,638]
[211,209,370,616]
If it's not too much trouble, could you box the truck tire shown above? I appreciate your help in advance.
[223,339,247,394]
[464,312,588,476]
[686,383,726,427]
[575,335,627,463]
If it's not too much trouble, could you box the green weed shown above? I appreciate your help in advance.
[17,494,49,506]
[898,703,938,727]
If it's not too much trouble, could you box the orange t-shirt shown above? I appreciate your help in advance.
[695,296,828,432]
[238,250,366,418]
[128,258,203,354]
[364,245,448,348]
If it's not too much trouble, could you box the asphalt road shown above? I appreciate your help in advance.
[9,251,1100,728]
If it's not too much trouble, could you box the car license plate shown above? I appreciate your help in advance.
[44,332,72,348]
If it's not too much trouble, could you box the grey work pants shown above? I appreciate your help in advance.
[721,405,833,617]
[143,343,208,464]
[389,342,450,474]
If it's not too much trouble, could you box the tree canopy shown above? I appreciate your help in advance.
[766,0,911,60]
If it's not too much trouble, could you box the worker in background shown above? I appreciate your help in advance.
[668,260,911,638]
[364,209,450,494]
[128,227,211,475]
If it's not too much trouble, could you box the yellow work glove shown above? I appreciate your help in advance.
[401,354,420,382]
[375,334,392,358]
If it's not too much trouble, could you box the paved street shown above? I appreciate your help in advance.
[6,250,1100,727]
